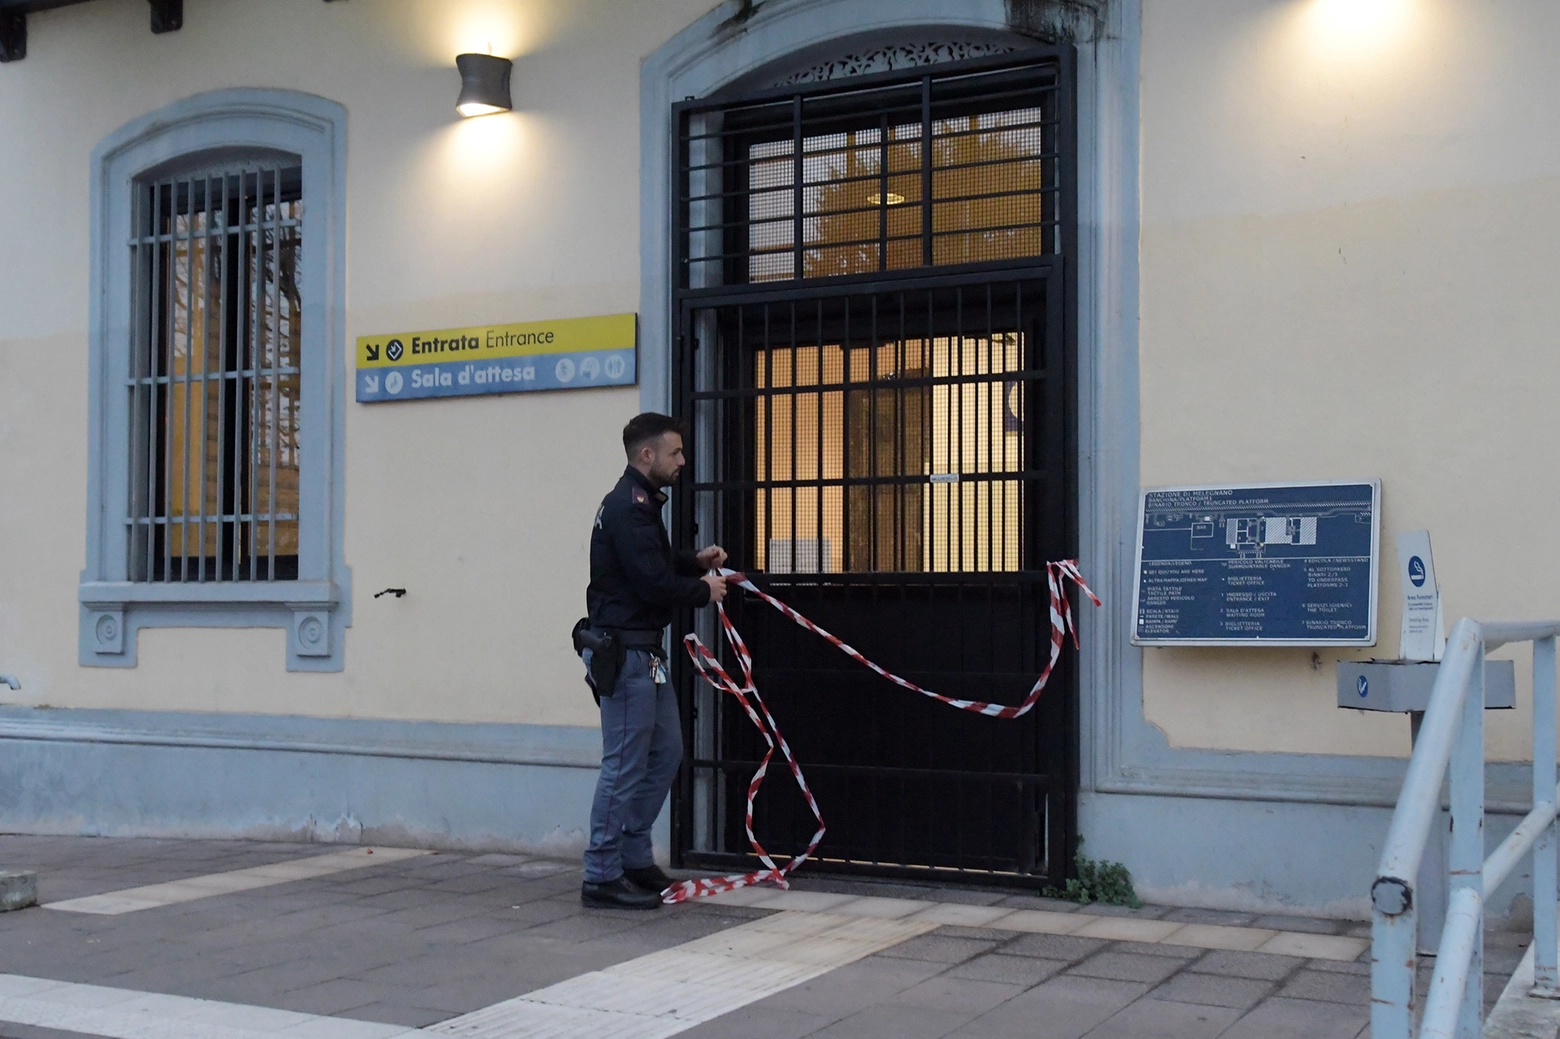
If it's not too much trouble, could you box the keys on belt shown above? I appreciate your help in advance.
[650,656,668,685]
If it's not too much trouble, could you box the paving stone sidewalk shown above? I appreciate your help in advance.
[0,835,1532,1038]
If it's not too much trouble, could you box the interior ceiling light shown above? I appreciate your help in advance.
[456,52,513,118]
[867,191,907,206]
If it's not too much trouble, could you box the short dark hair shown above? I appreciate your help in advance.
[623,412,687,458]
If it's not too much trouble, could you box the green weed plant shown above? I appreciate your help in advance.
[1043,839,1142,909]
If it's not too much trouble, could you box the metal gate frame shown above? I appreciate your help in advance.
[667,50,1079,888]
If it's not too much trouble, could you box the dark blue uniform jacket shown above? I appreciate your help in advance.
[587,466,710,633]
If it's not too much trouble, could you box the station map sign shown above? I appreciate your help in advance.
[356,313,637,403]
[1132,481,1380,646]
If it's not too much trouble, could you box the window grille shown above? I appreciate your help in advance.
[748,323,1028,574]
[687,279,1048,578]
[127,164,302,582]
[678,58,1063,288]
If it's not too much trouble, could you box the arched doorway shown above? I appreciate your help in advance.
[669,48,1079,887]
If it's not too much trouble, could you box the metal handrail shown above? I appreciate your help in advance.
[1372,619,1560,1038]
[1420,888,1483,1039]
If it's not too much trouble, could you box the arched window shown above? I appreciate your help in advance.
[81,89,350,671]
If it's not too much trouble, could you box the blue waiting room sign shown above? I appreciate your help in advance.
[1132,481,1380,646]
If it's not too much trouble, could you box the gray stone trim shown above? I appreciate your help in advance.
[1069,0,1136,802]
[82,89,352,671]
[0,707,608,856]
[0,706,601,769]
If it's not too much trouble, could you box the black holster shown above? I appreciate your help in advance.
[571,618,623,704]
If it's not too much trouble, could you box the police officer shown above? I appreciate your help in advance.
[580,413,727,909]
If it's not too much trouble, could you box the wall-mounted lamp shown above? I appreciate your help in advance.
[456,52,513,118]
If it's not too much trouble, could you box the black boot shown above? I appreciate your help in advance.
[581,875,662,910]
[623,864,674,894]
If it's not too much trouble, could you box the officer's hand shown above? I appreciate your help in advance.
[696,545,728,569]
[701,574,728,603]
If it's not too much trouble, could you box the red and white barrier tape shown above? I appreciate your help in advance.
[662,560,1099,905]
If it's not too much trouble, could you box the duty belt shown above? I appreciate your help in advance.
[616,629,667,655]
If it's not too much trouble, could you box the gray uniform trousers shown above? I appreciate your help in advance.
[583,648,683,883]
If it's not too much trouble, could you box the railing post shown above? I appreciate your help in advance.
[1450,637,1485,1038]
[1372,876,1417,1039]
[1411,711,1450,956]
[1535,635,1559,996]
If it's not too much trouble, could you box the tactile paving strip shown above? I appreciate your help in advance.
[43,847,432,915]
[426,910,936,1039]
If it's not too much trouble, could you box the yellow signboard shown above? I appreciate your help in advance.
[355,313,636,402]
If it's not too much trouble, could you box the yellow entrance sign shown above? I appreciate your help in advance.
[355,313,636,403]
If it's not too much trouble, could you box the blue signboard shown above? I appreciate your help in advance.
[1132,481,1380,646]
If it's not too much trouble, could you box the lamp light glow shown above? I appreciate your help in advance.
[1302,0,1415,57]
[455,52,512,118]
[1310,0,1410,35]
[867,191,907,206]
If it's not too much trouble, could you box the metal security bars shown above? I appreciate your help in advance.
[127,164,303,583]
[671,51,1077,887]
[672,267,1075,884]
[678,55,1066,289]
[1371,620,1560,1039]
[692,279,1056,578]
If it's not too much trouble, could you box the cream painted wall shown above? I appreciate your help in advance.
[0,0,715,726]
[1139,0,1560,760]
[6,0,1559,760]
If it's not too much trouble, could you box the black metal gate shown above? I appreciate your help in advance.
[670,53,1077,886]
